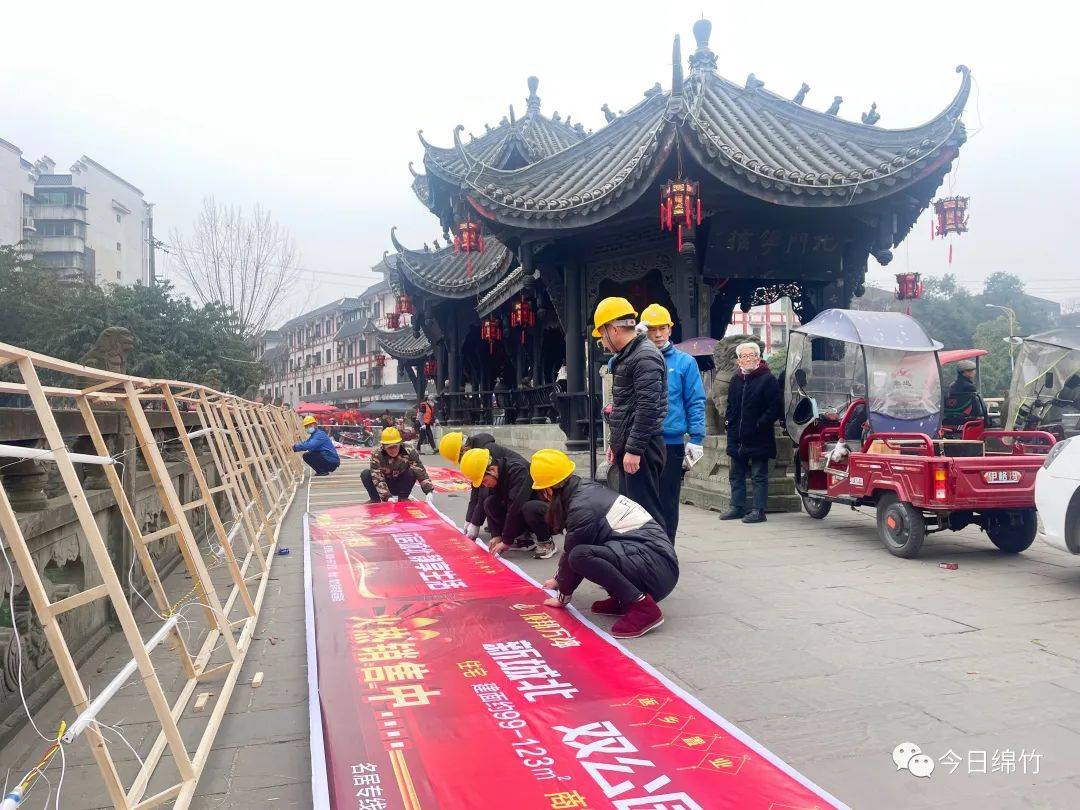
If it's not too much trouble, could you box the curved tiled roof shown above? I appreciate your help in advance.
[423,21,969,235]
[370,326,431,361]
[387,227,514,299]
[476,267,529,317]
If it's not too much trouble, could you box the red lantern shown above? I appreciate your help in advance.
[385,311,400,329]
[480,316,503,355]
[509,296,536,344]
[895,272,924,301]
[423,357,437,378]
[373,354,387,368]
[452,218,486,277]
[932,196,969,238]
[659,179,702,253]
[397,293,414,315]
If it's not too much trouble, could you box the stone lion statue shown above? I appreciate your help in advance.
[79,327,134,374]
[707,334,766,430]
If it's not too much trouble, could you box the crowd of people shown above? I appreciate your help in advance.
[291,296,787,639]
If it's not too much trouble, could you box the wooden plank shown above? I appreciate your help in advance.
[194,691,212,712]
[181,497,207,512]
[132,781,185,810]
[48,583,109,616]
[140,524,180,544]
[251,671,264,688]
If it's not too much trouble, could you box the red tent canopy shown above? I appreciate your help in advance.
[939,348,988,366]
[296,401,338,415]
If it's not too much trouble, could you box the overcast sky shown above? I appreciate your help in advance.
[3,1,1077,325]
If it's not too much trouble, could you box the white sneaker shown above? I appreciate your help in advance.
[533,539,558,560]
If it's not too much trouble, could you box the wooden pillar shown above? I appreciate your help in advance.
[563,261,586,447]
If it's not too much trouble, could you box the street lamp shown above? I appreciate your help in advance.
[985,304,1017,373]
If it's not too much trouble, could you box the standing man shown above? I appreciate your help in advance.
[459,446,557,559]
[292,415,340,476]
[593,297,668,531]
[722,342,782,524]
[415,399,437,454]
[362,426,435,503]
[640,304,706,542]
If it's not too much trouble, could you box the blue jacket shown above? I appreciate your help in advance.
[661,343,706,445]
[292,428,339,464]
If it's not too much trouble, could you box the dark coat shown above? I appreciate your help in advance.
[609,333,667,458]
[487,446,535,541]
[463,433,497,525]
[554,476,678,601]
[944,374,987,424]
[725,362,783,459]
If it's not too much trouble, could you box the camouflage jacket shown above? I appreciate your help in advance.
[369,445,433,500]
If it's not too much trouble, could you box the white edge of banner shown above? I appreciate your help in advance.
[426,500,850,810]
[304,512,332,810]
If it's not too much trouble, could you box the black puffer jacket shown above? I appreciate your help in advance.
[463,433,496,524]
[488,446,535,541]
[609,333,667,457]
[725,362,783,459]
[554,476,678,601]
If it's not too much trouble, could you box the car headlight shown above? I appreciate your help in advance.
[1043,436,1073,469]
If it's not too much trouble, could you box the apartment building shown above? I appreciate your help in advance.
[0,139,152,285]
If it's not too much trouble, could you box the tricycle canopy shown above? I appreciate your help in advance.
[784,309,944,442]
[1006,326,1080,437]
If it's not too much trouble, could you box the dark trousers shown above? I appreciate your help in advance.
[483,494,551,542]
[302,452,339,475]
[568,545,644,605]
[466,487,491,526]
[416,424,436,453]
[658,443,685,542]
[361,468,417,502]
[729,455,769,511]
[617,440,666,534]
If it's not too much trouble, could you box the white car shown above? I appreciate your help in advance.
[1035,437,1080,554]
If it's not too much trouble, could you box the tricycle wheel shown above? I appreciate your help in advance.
[801,495,832,519]
[986,510,1037,554]
[876,493,925,558]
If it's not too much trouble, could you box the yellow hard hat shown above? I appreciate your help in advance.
[302,415,318,427]
[439,431,465,463]
[640,303,674,328]
[592,297,637,338]
[380,426,403,445]
[459,447,492,488]
[530,448,576,490]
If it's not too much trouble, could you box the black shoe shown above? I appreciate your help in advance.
[742,509,767,523]
[720,509,745,520]
[314,472,331,477]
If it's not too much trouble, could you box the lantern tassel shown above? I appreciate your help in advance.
[467,256,473,278]
[677,225,683,254]
[696,198,702,226]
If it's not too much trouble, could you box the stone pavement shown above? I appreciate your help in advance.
[6,455,1080,808]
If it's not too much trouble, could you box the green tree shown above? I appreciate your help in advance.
[974,316,1013,398]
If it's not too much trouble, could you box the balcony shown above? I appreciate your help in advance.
[21,217,35,232]
[31,205,87,222]
[33,236,86,254]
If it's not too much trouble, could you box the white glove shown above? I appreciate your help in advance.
[425,492,435,504]
[683,443,704,470]
[387,496,399,503]
[464,522,480,539]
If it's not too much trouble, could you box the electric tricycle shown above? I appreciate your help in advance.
[784,310,1055,558]
[1005,326,1080,441]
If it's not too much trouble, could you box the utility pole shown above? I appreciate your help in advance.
[985,303,1017,373]
[147,203,157,285]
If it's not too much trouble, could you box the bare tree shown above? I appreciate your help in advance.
[169,196,301,336]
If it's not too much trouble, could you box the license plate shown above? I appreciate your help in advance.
[983,470,1021,484]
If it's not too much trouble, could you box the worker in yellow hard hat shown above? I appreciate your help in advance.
[594,297,668,533]
[459,445,557,559]
[532,449,678,639]
[439,430,497,539]
[292,415,340,476]
[361,426,435,503]
[640,303,706,542]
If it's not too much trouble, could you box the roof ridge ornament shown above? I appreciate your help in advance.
[407,161,420,178]
[390,226,410,254]
[671,34,684,97]
[601,103,616,123]
[793,83,810,105]
[745,73,765,91]
[689,18,717,73]
[861,103,880,125]
[526,76,541,114]
[826,96,843,116]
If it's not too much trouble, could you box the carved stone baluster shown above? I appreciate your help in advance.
[0,441,48,512]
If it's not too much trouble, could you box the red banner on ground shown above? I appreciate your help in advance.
[306,503,846,810]
[332,448,471,493]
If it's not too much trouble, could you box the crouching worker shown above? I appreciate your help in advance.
[362,427,435,503]
[293,416,340,476]
[459,446,557,559]
[533,449,678,639]
[439,431,495,539]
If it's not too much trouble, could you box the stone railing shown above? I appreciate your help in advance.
[0,407,222,748]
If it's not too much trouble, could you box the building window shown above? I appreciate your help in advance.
[372,302,381,318]
[116,270,121,280]
[116,213,122,223]
[116,242,122,251]
[326,377,332,392]
[314,351,321,366]
[315,379,322,394]
[305,381,312,395]
[336,375,343,388]
[347,373,354,389]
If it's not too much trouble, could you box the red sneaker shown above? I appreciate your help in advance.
[590,597,625,616]
[611,595,663,638]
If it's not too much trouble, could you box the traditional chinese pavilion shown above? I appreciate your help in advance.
[383,18,970,445]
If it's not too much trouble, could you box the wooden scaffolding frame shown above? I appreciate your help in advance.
[0,340,303,809]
